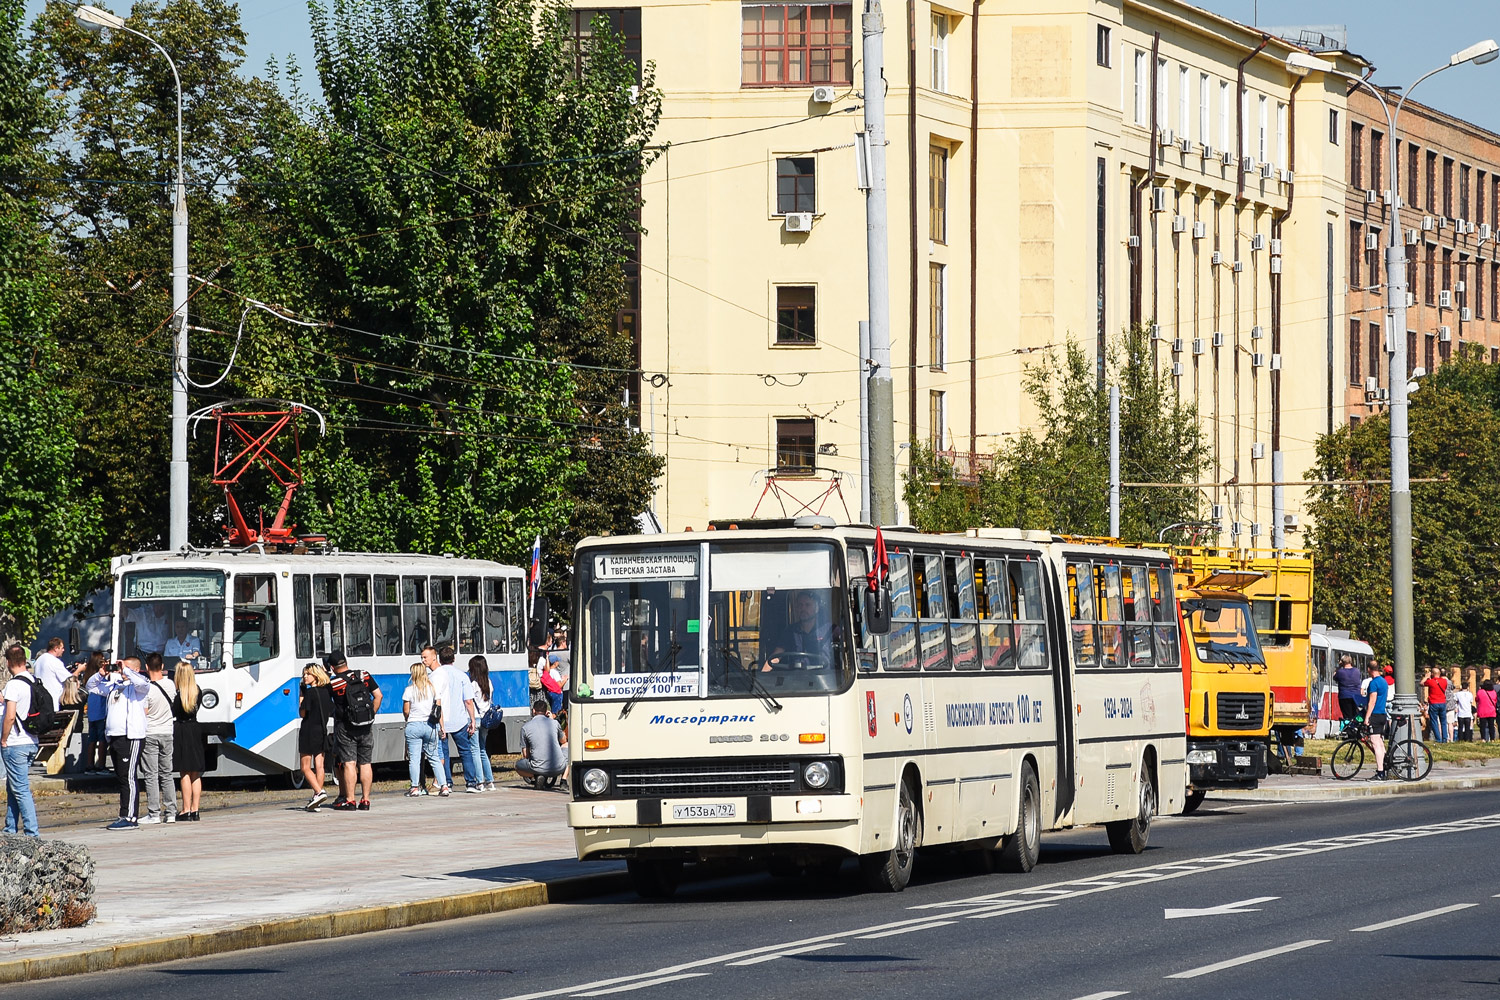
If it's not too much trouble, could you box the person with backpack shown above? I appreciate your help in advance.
[138,653,178,825]
[102,657,151,830]
[327,651,381,811]
[2,645,42,837]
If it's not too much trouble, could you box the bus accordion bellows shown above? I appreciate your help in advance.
[566,523,1191,897]
[110,548,533,780]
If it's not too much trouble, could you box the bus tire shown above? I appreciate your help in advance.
[996,765,1040,874]
[860,780,920,892]
[627,859,682,899]
[1182,789,1206,815]
[1106,765,1155,855]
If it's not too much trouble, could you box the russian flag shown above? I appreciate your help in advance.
[528,534,542,610]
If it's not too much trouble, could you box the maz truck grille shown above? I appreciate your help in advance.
[1217,692,1266,731]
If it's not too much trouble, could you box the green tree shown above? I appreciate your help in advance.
[0,0,103,634]
[1307,345,1500,664]
[905,325,1208,541]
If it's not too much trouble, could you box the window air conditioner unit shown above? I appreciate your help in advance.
[1159,128,1175,147]
[1251,442,1265,460]
[1366,375,1378,392]
[1201,142,1213,158]
[1438,216,1449,230]
[1422,215,1435,231]
[1458,219,1472,235]
[1152,188,1168,212]
[1150,322,1162,340]
[1439,326,1452,342]
[1250,522,1263,538]
[1172,215,1187,233]
[1251,234,1266,251]
[1211,250,1223,266]
[1481,223,1493,241]
[1222,150,1235,166]
[1180,136,1194,154]
[1242,156,1257,173]
[1232,260,1244,273]
[1230,521,1243,537]
[1251,325,1264,340]
[1172,337,1185,353]
[1193,221,1207,239]
[1270,257,1282,274]
[1261,162,1274,179]
[1406,292,1416,307]
[1378,387,1390,401]
[783,212,814,233]
[1405,229,1419,245]
[1383,190,1394,205]
[1439,289,1453,308]
[1269,238,1282,256]
[1270,353,1282,370]
[1211,331,1225,347]
[1127,234,1141,248]
[1365,189,1377,204]
[1283,513,1300,531]
[1462,306,1473,322]
[1458,280,1467,293]
[1171,361,1184,377]
[1211,504,1223,520]
[1280,169,1294,183]
[1365,232,1379,251]
[1192,337,1206,355]
[1252,352,1266,367]
[810,85,837,104]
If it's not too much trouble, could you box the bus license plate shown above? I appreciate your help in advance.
[672,803,736,820]
[1233,755,1251,767]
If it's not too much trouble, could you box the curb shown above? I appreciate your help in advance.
[1211,771,1500,802]
[0,869,629,985]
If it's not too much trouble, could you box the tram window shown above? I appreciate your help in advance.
[1067,561,1098,667]
[343,575,374,657]
[978,557,1015,669]
[373,575,401,657]
[1096,564,1124,667]
[293,575,313,660]
[430,576,457,650]
[402,576,430,656]
[313,574,343,657]
[1124,565,1153,667]
[483,578,509,654]
[1151,566,1180,665]
[1011,559,1048,669]
[232,574,279,664]
[457,577,482,654]
[507,577,526,654]
[917,554,950,670]
[883,553,919,671]
[950,555,980,670]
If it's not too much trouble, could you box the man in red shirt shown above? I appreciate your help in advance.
[1422,667,1450,743]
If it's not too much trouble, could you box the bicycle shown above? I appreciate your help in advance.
[1328,719,1434,781]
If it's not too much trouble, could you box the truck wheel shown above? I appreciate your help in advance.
[996,765,1040,873]
[860,780,920,892]
[1182,789,1206,815]
[1106,765,1155,854]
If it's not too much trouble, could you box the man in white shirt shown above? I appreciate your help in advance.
[33,637,72,704]
[438,645,483,792]
[1,645,40,837]
[102,657,150,830]
[422,645,476,794]
[139,653,178,824]
[164,618,202,668]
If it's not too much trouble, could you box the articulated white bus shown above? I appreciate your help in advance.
[111,548,532,779]
[566,521,1187,896]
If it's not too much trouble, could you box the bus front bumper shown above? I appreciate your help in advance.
[569,794,862,859]
[1185,740,1267,790]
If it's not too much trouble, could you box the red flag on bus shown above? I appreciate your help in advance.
[867,527,889,592]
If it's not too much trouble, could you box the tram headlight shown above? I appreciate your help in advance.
[200,690,219,710]
[581,768,610,796]
[803,761,832,789]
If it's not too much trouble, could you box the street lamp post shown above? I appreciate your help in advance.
[1288,41,1499,740]
[76,4,190,552]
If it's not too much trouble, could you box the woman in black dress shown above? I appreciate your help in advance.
[298,663,335,810]
[172,663,206,821]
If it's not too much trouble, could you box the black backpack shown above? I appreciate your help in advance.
[16,675,57,736]
[342,672,376,726]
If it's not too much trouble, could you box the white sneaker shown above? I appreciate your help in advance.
[465,786,482,794]
[484,781,496,792]
[165,813,177,824]
[139,815,162,825]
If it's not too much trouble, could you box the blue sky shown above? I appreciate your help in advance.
[22,0,1500,131]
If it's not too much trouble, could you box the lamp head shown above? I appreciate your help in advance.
[75,5,126,31]
[1285,52,1335,77]
[1451,40,1500,66]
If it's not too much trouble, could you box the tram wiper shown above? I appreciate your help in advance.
[619,640,683,719]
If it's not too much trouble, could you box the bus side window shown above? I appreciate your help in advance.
[979,557,1015,670]
[374,576,401,656]
[313,574,343,657]
[1151,566,1180,665]
[1067,561,1098,667]
[344,575,374,657]
[883,553,919,671]
[507,578,526,655]
[457,578,483,654]
[1012,559,1048,670]
[430,576,457,650]
[293,575,313,660]
[917,554,950,671]
[483,578,508,655]
[950,555,980,671]
[402,576,430,656]
[1096,564,1124,667]
[1125,565,1153,667]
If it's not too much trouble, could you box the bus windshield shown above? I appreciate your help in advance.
[574,540,850,700]
[1181,596,1264,665]
[119,570,226,672]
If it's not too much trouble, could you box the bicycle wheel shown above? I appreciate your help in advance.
[1329,739,1364,779]
[1388,739,1433,781]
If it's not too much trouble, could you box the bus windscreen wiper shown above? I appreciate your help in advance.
[738,653,783,714]
[619,639,682,719]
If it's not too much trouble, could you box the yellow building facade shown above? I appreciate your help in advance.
[581,0,1362,534]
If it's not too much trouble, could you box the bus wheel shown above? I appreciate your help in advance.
[1182,789,1207,815]
[860,780,920,892]
[627,859,682,899]
[996,765,1040,873]
[1106,766,1155,854]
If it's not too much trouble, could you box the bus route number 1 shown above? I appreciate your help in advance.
[1103,696,1133,720]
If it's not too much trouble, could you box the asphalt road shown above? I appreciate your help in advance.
[13,789,1500,1000]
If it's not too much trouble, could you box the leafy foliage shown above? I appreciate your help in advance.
[904,325,1208,542]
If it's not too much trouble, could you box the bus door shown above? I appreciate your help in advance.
[1039,558,1075,820]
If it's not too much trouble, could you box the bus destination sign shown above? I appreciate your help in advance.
[594,552,698,582]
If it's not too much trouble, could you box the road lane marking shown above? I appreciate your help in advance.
[1165,939,1328,979]
[1164,896,1279,920]
[1351,903,1478,932]
[1070,992,1130,1000]
[573,973,711,996]
[726,943,844,966]
[857,920,956,939]
[963,902,1057,920]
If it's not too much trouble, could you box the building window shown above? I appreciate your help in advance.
[1178,65,1189,139]
[776,156,816,214]
[1350,122,1363,189]
[775,418,816,475]
[1461,163,1472,220]
[929,390,946,452]
[1199,73,1210,145]
[1277,102,1288,168]
[1443,156,1454,217]
[930,11,949,92]
[1478,261,1486,320]
[1425,244,1436,305]
[1349,223,1362,288]
[1443,248,1452,297]
[1426,151,1438,211]
[1368,324,1380,387]
[1479,170,1487,232]
[1370,130,1383,193]
[1096,25,1111,68]
[1157,58,1168,132]
[1133,50,1148,125]
[1492,347,1498,365]
[567,8,643,81]
[1349,319,1362,386]
[929,263,946,369]
[1424,332,1435,373]
[1328,108,1340,145]
[1258,95,1268,164]
[1408,330,1417,380]
[1440,335,1452,364]
[775,285,817,344]
[930,144,948,244]
[1220,81,1231,152]
[1407,143,1419,208]
[1239,86,1250,157]
[1493,263,1500,318]
[741,4,853,87]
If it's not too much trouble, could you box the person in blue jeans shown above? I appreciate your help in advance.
[401,663,445,796]
[1423,667,1450,743]
[468,656,496,791]
[434,646,483,792]
[2,646,41,837]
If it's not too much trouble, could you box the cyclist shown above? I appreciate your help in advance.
[1364,661,1390,780]
[1334,654,1363,731]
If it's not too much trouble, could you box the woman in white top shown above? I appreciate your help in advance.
[468,656,496,791]
[401,662,444,796]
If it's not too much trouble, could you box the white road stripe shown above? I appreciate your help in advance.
[725,943,843,966]
[1351,903,1478,932]
[963,902,1058,920]
[856,920,956,939]
[1070,992,1130,1000]
[573,973,711,996]
[1165,939,1328,979]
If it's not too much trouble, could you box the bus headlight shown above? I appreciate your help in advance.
[1185,749,1217,765]
[581,768,610,796]
[803,761,832,789]
[201,690,219,710]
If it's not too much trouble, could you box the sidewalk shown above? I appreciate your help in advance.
[0,782,620,984]
[1214,757,1500,801]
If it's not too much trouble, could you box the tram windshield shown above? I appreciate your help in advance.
[119,570,226,672]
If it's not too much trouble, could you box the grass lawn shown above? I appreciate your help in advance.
[1304,737,1500,764]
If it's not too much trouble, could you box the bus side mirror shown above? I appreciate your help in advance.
[864,587,892,636]
[528,596,551,647]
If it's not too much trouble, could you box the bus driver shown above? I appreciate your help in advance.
[762,591,834,671]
